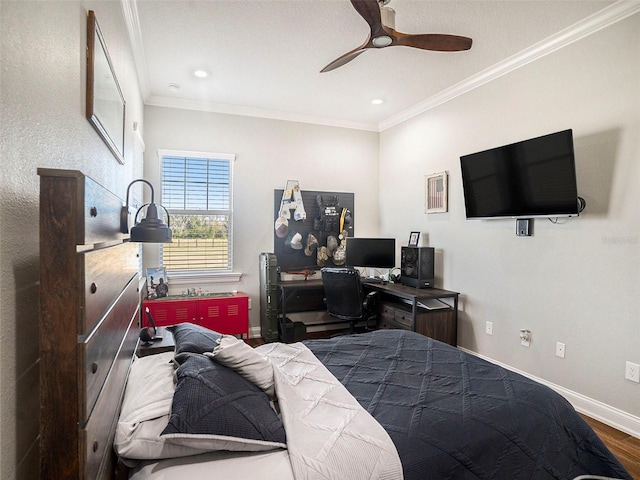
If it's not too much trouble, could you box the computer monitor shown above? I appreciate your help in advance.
[345,238,396,269]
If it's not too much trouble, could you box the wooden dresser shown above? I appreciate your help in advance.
[38,169,140,479]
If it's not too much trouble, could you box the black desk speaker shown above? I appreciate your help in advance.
[400,247,434,288]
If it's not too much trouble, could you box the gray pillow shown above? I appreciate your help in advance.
[205,335,275,398]
[161,354,286,451]
[167,323,223,354]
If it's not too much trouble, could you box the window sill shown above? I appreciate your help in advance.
[167,272,243,285]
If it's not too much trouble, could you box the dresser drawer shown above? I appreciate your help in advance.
[80,275,139,421]
[81,242,138,334]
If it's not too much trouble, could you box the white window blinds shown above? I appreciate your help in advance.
[160,152,234,272]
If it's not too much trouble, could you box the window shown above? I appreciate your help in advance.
[159,150,235,274]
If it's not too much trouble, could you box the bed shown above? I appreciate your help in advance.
[39,169,631,480]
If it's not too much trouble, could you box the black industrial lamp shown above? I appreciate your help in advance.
[120,179,172,243]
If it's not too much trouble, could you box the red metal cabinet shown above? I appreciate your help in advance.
[142,292,249,339]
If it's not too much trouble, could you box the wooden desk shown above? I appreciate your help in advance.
[277,278,459,346]
[365,283,459,346]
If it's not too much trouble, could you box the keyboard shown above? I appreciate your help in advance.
[361,277,383,284]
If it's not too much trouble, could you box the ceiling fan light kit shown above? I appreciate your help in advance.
[321,0,472,73]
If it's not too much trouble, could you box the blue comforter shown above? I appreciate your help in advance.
[305,329,630,480]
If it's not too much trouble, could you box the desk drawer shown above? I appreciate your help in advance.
[379,304,395,322]
[378,302,413,330]
[393,308,413,329]
[379,317,411,331]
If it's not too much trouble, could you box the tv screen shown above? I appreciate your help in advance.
[460,129,579,219]
[345,238,396,269]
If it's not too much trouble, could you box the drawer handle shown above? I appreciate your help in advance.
[90,283,97,294]
[89,207,98,217]
[93,440,99,452]
[91,362,98,374]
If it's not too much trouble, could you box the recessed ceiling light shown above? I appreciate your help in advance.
[193,69,209,78]
[168,83,180,91]
[371,99,384,105]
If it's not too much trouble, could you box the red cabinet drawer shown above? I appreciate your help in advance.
[143,292,249,340]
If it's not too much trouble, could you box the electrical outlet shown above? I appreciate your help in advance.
[520,329,531,347]
[486,321,493,335]
[625,361,640,383]
[556,342,566,358]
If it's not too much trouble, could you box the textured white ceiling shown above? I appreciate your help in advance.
[125,0,629,130]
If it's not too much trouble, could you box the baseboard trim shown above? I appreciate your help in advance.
[249,326,261,339]
[458,346,640,439]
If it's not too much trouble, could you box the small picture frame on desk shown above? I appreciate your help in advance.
[408,232,420,247]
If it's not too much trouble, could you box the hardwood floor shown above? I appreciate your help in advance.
[581,414,640,479]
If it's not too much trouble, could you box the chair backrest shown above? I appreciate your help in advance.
[321,267,366,320]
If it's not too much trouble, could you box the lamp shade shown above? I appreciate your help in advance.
[120,179,172,243]
[130,203,172,243]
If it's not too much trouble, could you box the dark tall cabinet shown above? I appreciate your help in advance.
[259,252,279,342]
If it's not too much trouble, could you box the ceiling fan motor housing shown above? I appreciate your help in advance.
[380,5,395,29]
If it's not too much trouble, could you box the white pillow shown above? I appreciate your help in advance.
[205,335,275,398]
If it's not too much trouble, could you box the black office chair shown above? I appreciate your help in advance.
[321,267,378,333]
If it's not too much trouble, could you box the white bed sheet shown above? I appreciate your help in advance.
[129,449,295,480]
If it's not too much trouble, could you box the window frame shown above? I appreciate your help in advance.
[157,149,240,283]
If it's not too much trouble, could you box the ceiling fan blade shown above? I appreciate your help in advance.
[321,45,369,73]
[350,0,387,37]
[394,33,472,52]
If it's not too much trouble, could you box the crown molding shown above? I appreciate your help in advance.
[145,95,379,132]
[378,1,640,131]
[121,0,150,99]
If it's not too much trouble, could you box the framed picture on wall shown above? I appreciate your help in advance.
[425,171,448,213]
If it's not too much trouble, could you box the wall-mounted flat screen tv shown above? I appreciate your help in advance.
[460,129,580,219]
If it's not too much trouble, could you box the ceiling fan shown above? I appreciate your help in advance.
[321,0,472,73]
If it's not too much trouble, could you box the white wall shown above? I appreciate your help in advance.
[0,1,144,478]
[142,107,380,330]
[379,14,640,420]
